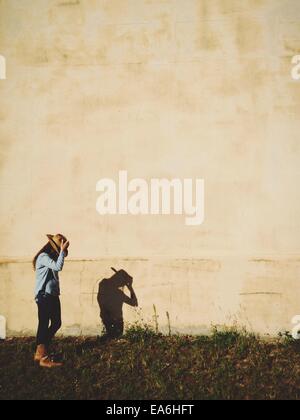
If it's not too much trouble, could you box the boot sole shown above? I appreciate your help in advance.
[39,363,63,369]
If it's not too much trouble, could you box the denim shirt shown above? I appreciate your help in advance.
[35,251,65,300]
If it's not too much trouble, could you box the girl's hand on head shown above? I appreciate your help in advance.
[61,240,70,253]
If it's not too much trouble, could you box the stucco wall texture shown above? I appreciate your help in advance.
[0,0,300,336]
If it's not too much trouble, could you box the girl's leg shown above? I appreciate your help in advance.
[34,297,50,362]
[36,298,50,346]
[47,297,62,346]
[35,296,63,369]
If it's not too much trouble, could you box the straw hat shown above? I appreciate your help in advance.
[47,234,69,257]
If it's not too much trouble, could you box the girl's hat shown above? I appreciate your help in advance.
[47,234,69,256]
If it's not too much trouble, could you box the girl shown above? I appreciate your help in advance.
[33,234,69,368]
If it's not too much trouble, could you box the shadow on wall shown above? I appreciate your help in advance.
[97,268,138,340]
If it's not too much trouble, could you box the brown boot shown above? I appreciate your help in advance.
[34,345,47,363]
[40,356,63,369]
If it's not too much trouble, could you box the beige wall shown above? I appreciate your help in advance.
[0,0,300,336]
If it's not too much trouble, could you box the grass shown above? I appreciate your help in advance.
[1,326,300,400]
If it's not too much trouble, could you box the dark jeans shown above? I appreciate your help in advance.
[36,294,62,347]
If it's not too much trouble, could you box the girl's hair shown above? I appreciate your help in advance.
[33,243,58,271]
